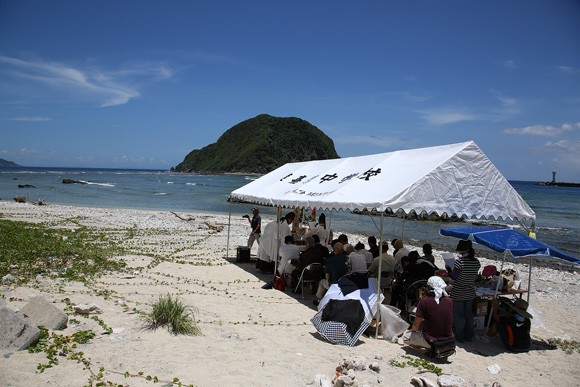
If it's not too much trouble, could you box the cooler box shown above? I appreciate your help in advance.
[236,246,250,263]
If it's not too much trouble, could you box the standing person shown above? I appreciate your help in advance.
[305,213,332,247]
[246,207,261,252]
[447,240,481,343]
[422,243,435,264]
[256,212,295,273]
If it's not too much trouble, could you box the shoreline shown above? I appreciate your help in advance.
[1,201,580,386]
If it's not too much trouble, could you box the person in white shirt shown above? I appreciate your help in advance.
[256,212,295,272]
[305,213,332,247]
[394,239,410,271]
[278,235,300,276]
[355,242,374,267]
[345,244,367,273]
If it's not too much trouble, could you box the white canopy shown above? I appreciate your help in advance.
[230,141,535,221]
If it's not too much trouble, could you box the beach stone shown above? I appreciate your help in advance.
[340,356,366,371]
[374,354,383,360]
[0,307,41,351]
[346,369,356,380]
[335,375,355,387]
[314,374,332,387]
[437,374,465,387]
[2,274,15,284]
[18,296,68,330]
[74,303,103,314]
[369,362,380,372]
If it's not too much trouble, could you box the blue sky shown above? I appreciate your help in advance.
[1,1,579,181]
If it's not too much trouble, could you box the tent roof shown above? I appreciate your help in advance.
[440,227,579,264]
[230,141,536,221]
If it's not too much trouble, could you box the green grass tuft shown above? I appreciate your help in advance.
[141,293,201,336]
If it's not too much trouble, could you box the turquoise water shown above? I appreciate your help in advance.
[1,167,578,259]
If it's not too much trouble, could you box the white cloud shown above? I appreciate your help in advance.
[0,55,175,107]
[10,117,51,121]
[503,122,580,136]
[502,60,518,70]
[543,139,580,167]
[559,66,580,75]
[417,107,481,125]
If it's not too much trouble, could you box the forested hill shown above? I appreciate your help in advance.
[173,114,340,174]
[0,158,20,167]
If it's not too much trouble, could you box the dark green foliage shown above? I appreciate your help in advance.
[173,114,339,174]
[0,220,126,282]
[0,157,20,167]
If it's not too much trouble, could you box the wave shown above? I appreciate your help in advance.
[83,181,115,187]
[167,182,174,184]
[155,193,168,196]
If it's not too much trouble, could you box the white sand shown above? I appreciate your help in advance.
[1,201,579,387]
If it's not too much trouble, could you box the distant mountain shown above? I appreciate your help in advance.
[173,114,340,174]
[0,158,20,167]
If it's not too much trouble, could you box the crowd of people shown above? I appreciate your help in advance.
[244,209,532,356]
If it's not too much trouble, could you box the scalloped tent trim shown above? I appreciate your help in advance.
[229,141,536,222]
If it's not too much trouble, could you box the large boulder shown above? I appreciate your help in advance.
[17,296,68,330]
[0,307,41,351]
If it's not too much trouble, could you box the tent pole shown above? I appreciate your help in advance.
[226,199,232,259]
[374,211,385,340]
[367,211,397,236]
[273,207,281,277]
[528,256,532,304]
[401,216,406,240]
[483,250,508,337]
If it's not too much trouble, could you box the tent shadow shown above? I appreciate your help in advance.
[309,332,366,347]
[400,345,454,364]
[222,255,319,309]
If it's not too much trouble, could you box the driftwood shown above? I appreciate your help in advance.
[204,220,224,233]
[170,211,195,221]
[27,194,47,206]
[14,196,26,203]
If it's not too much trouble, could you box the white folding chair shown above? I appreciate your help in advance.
[294,262,323,299]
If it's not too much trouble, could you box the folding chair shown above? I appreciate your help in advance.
[294,263,323,299]
[402,279,428,320]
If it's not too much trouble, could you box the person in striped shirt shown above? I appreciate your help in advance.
[447,239,481,343]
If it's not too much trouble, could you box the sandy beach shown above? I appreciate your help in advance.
[1,201,579,387]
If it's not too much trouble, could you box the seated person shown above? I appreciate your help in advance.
[315,242,349,302]
[486,297,532,352]
[368,241,396,289]
[345,244,367,273]
[291,237,323,289]
[355,242,374,267]
[312,234,330,262]
[278,235,300,277]
[403,276,454,350]
[411,250,438,280]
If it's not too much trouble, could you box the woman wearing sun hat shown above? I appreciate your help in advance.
[446,239,481,343]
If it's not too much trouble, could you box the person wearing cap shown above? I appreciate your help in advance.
[486,297,532,352]
[446,239,481,343]
[403,276,454,350]
[246,207,261,252]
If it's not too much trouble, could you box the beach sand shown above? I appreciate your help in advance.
[1,201,579,387]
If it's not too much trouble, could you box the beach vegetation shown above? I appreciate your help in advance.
[0,220,126,282]
[547,338,580,354]
[141,293,201,336]
[389,355,443,376]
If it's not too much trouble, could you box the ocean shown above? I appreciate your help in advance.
[1,167,578,261]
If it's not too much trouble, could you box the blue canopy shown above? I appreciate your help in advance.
[440,227,579,265]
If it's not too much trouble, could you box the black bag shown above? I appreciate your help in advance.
[236,246,250,263]
[428,338,456,359]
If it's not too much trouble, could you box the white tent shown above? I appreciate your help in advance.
[230,141,535,221]
[228,140,535,339]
